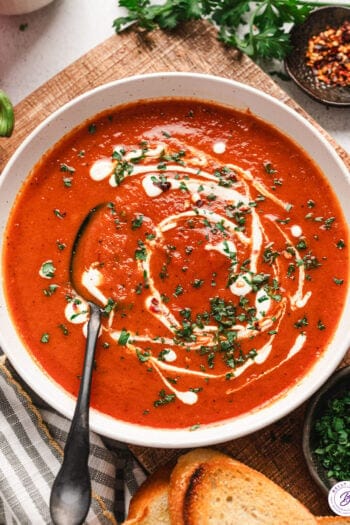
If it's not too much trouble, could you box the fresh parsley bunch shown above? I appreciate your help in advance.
[113,0,350,61]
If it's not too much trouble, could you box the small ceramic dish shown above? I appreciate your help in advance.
[0,0,55,15]
[303,365,350,495]
[285,6,350,106]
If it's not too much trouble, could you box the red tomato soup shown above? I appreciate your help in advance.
[3,99,349,429]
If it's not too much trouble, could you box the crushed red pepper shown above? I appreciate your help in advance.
[306,20,350,87]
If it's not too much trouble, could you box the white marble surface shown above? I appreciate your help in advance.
[0,0,349,154]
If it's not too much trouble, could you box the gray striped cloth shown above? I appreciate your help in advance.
[0,355,146,524]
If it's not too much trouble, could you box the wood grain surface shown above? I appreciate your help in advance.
[1,20,349,518]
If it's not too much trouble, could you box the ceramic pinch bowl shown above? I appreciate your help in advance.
[303,365,350,495]
[285,6,350,106]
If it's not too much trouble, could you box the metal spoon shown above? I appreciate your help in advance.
[50,206,105,524]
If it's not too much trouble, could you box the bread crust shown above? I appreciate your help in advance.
[123,448,344,524]
[124,464,172,524]
[169,448,318,525]
[182,453,317,524]
[168,448,226,525]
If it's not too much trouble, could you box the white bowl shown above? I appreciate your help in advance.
[0,0,55,15]
[1,72,350,448]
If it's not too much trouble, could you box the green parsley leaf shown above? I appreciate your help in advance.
[40,261,56,278]
[153,389,176,407]
[113,0,327,61]
[40,333,50,343]
[118,329,130,346]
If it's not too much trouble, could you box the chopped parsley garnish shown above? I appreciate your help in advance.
[160,149,186,165]
[153,389,176,407]
[40,261,55,278]
[63,177,73,187]
[136,349,151,362]
[43,284,58,296]
[192,278,204,288]
[102,298,116,316]
[294,316,308,329]
[113,159,134,186]
[157,349,171,361]
[56,240,66,251]
[314,390,350,481]
[301,253,321,270]
[40,333,50,343]
[118,329,130,346]
[263,246,279,264]
[60,163,75,174]
[317,320,326,331]
[213,165,236,187]
[174,284,184,297]
[263,161,277,174]
[324,217,335,230]
[58,324,69,336]
[131,214,144,230]
[53,209,66,219]
[296,239,307,250]
[151,173,171,191]
[135,240,147,261]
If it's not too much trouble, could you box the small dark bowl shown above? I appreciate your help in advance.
[285,7,350,106]
[303,365,350,495]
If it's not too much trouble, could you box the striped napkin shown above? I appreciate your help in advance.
[0,355,146,524]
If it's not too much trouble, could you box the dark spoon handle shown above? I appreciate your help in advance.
[50,302,101,525]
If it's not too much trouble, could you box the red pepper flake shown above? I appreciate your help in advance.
[306,20,350,87]
[150,297,160,313]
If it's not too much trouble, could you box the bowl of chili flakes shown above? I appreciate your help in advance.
[285,6,350,106]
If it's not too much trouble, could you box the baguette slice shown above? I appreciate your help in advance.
[123,464,171,525]
[170,448,317,525]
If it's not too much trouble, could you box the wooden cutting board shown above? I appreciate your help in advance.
[1,20,349,518]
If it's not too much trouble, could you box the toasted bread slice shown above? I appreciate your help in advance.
[170,448,317,525]
[316,518,350,524]
[123,464,171,524]
[168,448,227,524]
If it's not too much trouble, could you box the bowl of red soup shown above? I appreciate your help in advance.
[1,73,349,448]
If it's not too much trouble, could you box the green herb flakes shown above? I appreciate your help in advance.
[314,390,350,481]
[40,261,55,279]
[43,284,58,297]
[53,209,66,219]
[131,214,144,230]
[154,389,176,407]
[60,163,75,174]
[118,329,130,346]
[40,333,50,344]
